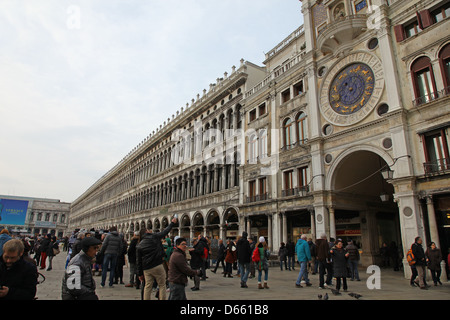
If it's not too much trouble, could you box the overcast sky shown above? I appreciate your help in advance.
[0,1,304,203]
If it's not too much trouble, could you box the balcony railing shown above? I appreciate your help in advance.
[282,185,310,197]
[413,87,450,107]
[246,193,270,203]
[424,158,450,176]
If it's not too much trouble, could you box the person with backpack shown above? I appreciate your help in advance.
[253,236,270,289]
[411,237,429,289]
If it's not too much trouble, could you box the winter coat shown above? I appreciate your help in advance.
[40,238,50,254]
[0,256,37,300]
[425,247,442,271]
[62,250,97,300]
[225,242,237,264]
[411,242,427,266]
[295,239,311,262]
[127,237,139,264]
[0,233,12,256]
[346,243,360,261]
[46,241,59,257]
[330,246,348,278]
[168,248,198,285]
[100,231,123,256]
[255,243,270,271]
[216,243,226,260]
[278,245,288,261]
[190,237,208,269]
[315,238,330,262]
[136,222,174,276]
[236,237,252,264]
[286,241,295,257]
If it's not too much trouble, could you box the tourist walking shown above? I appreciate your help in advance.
[278,242,288,271]
[411,237,429,289]
[212,239,226,274]
[188,237,203,291]
[286,239,296,271]
[168,237,201,300]
[100,226,123,288]
[62,236,102,300]
[224,239,236,278]
[114,233,128,285]
[346,240,360,281]
[330,239,349,294]
[426,242,443,286]
[46,236,59,271]
[253,236,270,289]
[137,217,177,300]
[125,231,140,288]
[315,233,332,289]
[295,235,312,287]
[236,231,252,288]
[39,234,51,270]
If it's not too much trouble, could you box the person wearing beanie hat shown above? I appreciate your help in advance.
[236,231,252,288]
[255,236,270,289]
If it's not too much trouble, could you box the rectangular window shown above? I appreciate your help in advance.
[294,81,304,96]
[282,89,291,103]
[405,20,422,38]
[258,103,266,116]
[423,128,450,174]
[249,180,256,199]
[259,177,267,197]
[249,109,257,122]
[259,129,268,159]
[298,167,308,188]
[284,170,293,190]
[432,2,450,23]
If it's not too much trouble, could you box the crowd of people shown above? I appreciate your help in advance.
[0,224,449,300]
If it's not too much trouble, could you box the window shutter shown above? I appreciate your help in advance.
[418,10,433,29]
[394,24,406,42]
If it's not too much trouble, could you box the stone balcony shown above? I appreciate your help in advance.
[317,14,368,55]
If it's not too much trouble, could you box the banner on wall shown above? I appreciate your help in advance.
[0,199,29,226]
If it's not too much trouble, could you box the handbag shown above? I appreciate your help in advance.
[53,247,60,255]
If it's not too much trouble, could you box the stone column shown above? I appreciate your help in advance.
[426,196,441,247]
[267,213,273,251]
[282,212,288,243]
[329,206,336,240]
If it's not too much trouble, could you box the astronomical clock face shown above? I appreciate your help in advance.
[320,52,384,126]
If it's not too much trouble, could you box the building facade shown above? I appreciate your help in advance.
[69,0,450,280]
[0,195,70,238]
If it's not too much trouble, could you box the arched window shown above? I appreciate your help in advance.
[411,56,437,105]
[296,112,307,145]
[439,43,450,93]
[259,129,267,159]
[283,118,294,150]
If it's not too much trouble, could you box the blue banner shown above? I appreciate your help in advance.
[0,199,29,226]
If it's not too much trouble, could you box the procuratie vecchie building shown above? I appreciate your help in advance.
[69,0,450,281]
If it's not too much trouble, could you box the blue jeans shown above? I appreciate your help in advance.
[287,256,295,269]
[348,260,360,280]
[296,261,310,285]
[258,268,268,282]
[239,262,250,283]
[101,253,118,287]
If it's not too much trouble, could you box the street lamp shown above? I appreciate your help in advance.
[381,168,394,180]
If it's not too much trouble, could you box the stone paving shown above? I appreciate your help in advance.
[35,249,450,301]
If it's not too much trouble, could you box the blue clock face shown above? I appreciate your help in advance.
[329,63,375,115]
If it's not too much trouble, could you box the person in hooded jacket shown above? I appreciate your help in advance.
[295,235,312,287]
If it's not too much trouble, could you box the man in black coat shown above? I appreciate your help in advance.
[189,235,208,290]
[0,239,37,300]
[212,239,226,274]
[137,217,177,300]
[236,231,252,288]
[411,236,429,289]
[39,234,51,270]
